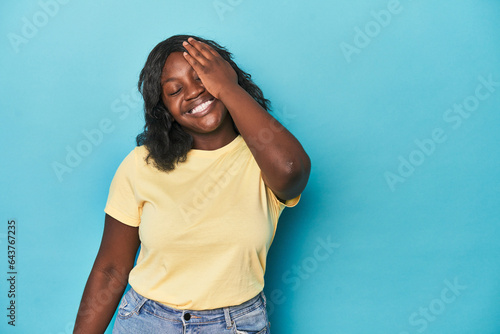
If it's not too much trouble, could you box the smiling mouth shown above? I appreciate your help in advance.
[187,98,216,115]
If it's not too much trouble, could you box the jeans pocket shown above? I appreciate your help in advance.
[232,303,269,334]
[117,288,147,319]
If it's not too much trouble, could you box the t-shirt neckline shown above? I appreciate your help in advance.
[187,135,243,158]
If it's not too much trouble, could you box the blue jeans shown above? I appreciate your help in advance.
[112,287,271,334]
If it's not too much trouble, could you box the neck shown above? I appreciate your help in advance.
[189,119,238,151]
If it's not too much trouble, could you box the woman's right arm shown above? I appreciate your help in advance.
[74,214,140,334]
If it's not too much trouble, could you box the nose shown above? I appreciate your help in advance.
[184,78,204,100]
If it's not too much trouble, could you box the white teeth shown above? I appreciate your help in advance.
[189,99,214,114]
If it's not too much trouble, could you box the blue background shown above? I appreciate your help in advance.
[1,0,500,333]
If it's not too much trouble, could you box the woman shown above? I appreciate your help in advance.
[74,35,311,333]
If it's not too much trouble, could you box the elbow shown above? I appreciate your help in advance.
[275,154,311,200]
[286,153,311,184]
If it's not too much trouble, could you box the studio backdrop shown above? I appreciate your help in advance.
[1,0,500,333]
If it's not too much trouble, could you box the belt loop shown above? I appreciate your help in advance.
[260,290,267,308]
[223,307,232,329]
[130,288,149,313]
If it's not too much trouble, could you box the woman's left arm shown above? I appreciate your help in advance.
[182,38,311,201]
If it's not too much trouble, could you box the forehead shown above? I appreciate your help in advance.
[161,52,193,82]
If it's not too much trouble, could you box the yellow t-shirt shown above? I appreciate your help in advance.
[104,135,300,310]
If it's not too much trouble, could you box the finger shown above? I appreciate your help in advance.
[182,51,203,72]
[186,37,218,59]
[182,41,208,65]
[203,43,221,58]
[195,39,221,58]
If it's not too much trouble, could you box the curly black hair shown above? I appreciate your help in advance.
[136,34,271,172]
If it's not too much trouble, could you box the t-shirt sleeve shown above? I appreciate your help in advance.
[104,148,141,227]
[265,183,301,227]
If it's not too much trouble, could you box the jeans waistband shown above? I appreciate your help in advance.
[127,287,266,329]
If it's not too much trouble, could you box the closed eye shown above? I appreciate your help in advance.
[169,88,181,96]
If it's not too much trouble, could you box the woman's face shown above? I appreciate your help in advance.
[160,52,230,137]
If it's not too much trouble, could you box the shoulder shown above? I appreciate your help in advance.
[128,145,152,168]
[134,145,148,160]
[113,146,147,175]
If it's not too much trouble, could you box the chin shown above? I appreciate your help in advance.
[200,113,233,135]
